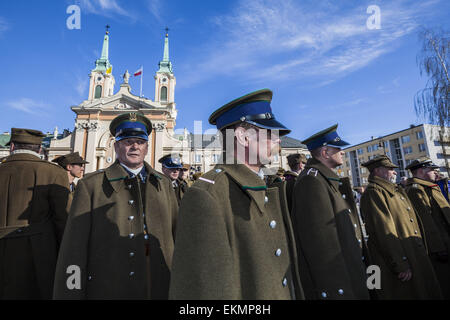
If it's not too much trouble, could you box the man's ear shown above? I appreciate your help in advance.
[234,126,248,148]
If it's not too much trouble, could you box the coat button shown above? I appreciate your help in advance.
[414,230,418,234]
[129,271,135,277]
[128,200,134,205]
[144,234,149,240]
[338,289,344,295]
[342,194,346,199]
[410,218,414,222]
[275,249,282,257]
[282,278,288,287]
[354,224,357,228]
[270,220,277,229]
[347,209,352,214]
[264,196,268,204]
[128,216,134,221]
[129,252,135,257]
[129,233,135,239]
[321,292,327,298]
[402,256,407,261]
[127,185,132,189]
[88,275,92,281]
[401,197,405,200]
[16,228,23,233]
[407,207,411,211]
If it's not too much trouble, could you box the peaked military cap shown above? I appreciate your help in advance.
[361,155,398,171]
[181,163,190,171]
[208,89,291,136]
[301,124,350,151]
[287,153,307,166]
[8,128,45,146]
[52,152,89,168]
[406,157,439,171]
[158,153,183,169]
[109,112,152,141]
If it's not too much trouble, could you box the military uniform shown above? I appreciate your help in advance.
[53,112,178,299]
[52,152,89,193]
[0,128,70,299]
[285,153,307,213]
[360,156,442,299]
[159,154,184,206]
[169,89,304,299]
[292,159,369,299]
[405,159,450,299]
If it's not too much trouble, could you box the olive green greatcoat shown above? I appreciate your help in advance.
[405,177,450,298]
[0,153,70,299]
[169,164,304,300]
[360,175,442,300]
[53,161,178,300]
[291,158,369,300]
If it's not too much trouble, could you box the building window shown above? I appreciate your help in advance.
[416,131,424,140]
[357,148,364,155]
[403,146,413,155]
[367,146,372,153]
[372,144,379,151]
[195,154,201,163]
[94,85,102,99]
[212,154,220,163]
[273,154,279,163]
[418,143,426,152]
[401,135,410,144]
[160,86,168,101]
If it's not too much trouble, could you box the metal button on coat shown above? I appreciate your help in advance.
[321,292,327,298]
[342,194,346,199]
[275,249,282,257]
[128,200,134,205]
[264,196,268,204]
[129,252,135,257]
[338,289,344,295]
[128,216,134,221]
[129,271,134,276]
[282,278,288,287]
[88,276,92,281]
[270,220,277,229]
[129,233,135,239]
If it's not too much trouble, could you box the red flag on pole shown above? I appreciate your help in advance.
[134,67,143,77]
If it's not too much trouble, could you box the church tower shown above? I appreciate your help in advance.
[88,26,115,100]
[154,28,176,104]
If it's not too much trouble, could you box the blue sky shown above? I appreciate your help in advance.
[0,0,449,145]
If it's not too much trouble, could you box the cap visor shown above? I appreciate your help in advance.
[247,118,291,136]
[327,139,350,147]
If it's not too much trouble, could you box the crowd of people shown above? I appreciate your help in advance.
[0,89,449,300]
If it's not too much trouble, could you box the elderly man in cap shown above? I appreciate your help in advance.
[0,128,70,299]
[290,124,369,300]
[405,158,450,298]
[54,112,178,299]
[360,155,442,299]
[159,154,184,205]
[284,153,307,213]
[169,89,304,300]
[52,152,89,193]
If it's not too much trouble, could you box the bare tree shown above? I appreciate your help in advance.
[414,28,449,176]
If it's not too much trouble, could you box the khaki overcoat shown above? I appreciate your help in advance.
[291,158,369,300]
[360,175,442,299]
[0,152,70,299]
[53,160,178,299]
[169,164,304,300]
[405,177,450,298]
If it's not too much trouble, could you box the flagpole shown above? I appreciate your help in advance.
[140,65,143,97]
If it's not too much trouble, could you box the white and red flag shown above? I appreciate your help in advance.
[134,67,143,77]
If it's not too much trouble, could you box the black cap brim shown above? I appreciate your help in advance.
[247,118,291,136]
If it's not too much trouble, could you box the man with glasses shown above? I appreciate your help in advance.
[169,89,304,300]
[54,112,178,299]
[52,152,88,193]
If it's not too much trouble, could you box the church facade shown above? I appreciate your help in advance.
[48,29,187,172]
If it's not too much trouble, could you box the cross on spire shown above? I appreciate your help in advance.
[105,24,110,34]
[165,27,169,37]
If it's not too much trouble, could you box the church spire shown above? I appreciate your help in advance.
[157,27,173,74]
[94,25,112,73]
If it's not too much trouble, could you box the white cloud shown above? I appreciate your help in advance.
[78,0,134,19]
[6,98,50,115]
[180,0,442,87]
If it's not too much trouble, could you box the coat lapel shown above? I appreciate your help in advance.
[104,161,129,193]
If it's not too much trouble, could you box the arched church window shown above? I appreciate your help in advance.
[160,86,167,101]
[94,85,102,99]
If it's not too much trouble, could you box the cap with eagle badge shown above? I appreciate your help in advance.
[361,155,399,172]
[158,153,183,169]
[405,157,439,171]
[301,124,350,151]
[208,89,291,136]
[7,128,46,146]
[109,112,152,141]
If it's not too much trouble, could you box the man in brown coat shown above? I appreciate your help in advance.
[284,153,307,213]
[52,152,89,193]
[53,112,178,299]
[169,89,304,299]
[0,128,70,299]
[360,155,442,299]
[405,158,450,298]
[291,124,369,300]
[159,153,184,205]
